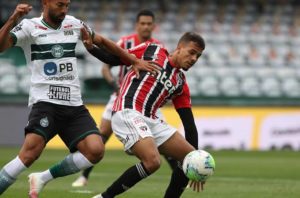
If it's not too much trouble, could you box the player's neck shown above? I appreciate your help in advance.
[138,35,151,43]
[168,54,179,68]
[42,14,62,30]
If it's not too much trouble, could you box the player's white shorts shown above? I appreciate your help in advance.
[111,109,177,152]
[102,93,164,121]
[102,93,117,121]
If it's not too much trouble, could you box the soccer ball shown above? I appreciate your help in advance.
[182,150,215,182]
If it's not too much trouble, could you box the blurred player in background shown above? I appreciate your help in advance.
[72,9,178,188]
[0,1,159,197]
[87,32,205,198]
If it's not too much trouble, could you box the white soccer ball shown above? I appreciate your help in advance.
[182,150,215,182]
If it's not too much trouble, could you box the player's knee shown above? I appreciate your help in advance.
[142,155,161,173]
[84,144,105,164]
[19,145,43,166]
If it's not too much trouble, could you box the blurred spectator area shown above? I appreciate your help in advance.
[0,0,300,105]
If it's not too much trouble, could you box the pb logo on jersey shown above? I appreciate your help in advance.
[44,62,57,76]
[51,45,64,58]
[44,62,73,77]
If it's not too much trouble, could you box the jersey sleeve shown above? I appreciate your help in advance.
[10,19,31,47]
[172,81,192,109]
[120,42,148,65]
[79,20,94,40]
[127,42,148,59]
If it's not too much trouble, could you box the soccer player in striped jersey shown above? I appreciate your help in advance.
[72,9,178,188]
[0,1,159,197]
[90,32,205,198]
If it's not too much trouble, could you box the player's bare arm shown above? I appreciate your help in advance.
[93,33,161,78]
[81,27,161,78]
[0,4,32,52]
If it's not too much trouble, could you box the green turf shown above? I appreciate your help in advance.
[0,148,299,198]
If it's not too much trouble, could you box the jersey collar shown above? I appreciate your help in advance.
[41,18,62,30]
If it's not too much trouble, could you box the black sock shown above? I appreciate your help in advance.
[102,162,150,198]
[164,155,179,171]
[164,167,189,198]
[82,166,94,179]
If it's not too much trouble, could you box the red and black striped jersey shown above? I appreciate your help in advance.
[113,42,191,118]
[116,33,161,86]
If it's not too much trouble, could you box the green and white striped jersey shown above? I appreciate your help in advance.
[10,15,93,106]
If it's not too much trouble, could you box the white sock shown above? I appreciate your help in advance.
[72,151,94,169]
[38,170,53,184]
[3,156,27,179]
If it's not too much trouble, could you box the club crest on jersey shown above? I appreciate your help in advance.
[40,117,49,127]
[51,45,64,58]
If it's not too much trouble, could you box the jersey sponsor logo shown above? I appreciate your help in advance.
[44,62,57,76]
[12,22,23,33]
[44,62,75,80]
[157,70,176,94]
[40,117,49,127]
[51,45,64,58]
[35,25,47,30]
[48,85,71,101]
[47,75,75,81]
[64,30,74,36]
[63,24,73,28]
[38,34,47,38]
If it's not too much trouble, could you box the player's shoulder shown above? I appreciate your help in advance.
[121,33,138,41]
[63,15,82,24]
[150,37,161,44]
[20,17,40,26]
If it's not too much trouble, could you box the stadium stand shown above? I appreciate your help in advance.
[0,0,299,104]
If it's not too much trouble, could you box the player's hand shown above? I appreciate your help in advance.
[11,4,32,20]
[132,59,161,79]
[81,26,93,51]
[189,180,205,192]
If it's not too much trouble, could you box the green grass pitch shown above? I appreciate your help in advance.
[1,148,300,198]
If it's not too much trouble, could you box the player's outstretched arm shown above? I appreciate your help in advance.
[93,33,160,78]
[176,107,206,192]
[0,4,32,52]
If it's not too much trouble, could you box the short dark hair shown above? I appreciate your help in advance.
[136,9,155,22]
[178,32,205,50]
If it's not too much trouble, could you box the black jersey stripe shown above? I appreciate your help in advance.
[31,43,77,52]
[144,62,173,117]
[31,50,75,61]
[124,45,159,109]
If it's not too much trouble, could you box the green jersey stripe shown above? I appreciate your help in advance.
[31,51,76,61]
[9,32,17,46]
[31,43,77,52]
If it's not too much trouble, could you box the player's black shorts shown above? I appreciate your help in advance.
[25,101,100,152]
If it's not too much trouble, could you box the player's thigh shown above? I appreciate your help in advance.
[131,136,160,163]
[158,132,194,162]
[59,105,102,153]
[111,109,153,152]
[25,102,57,142]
